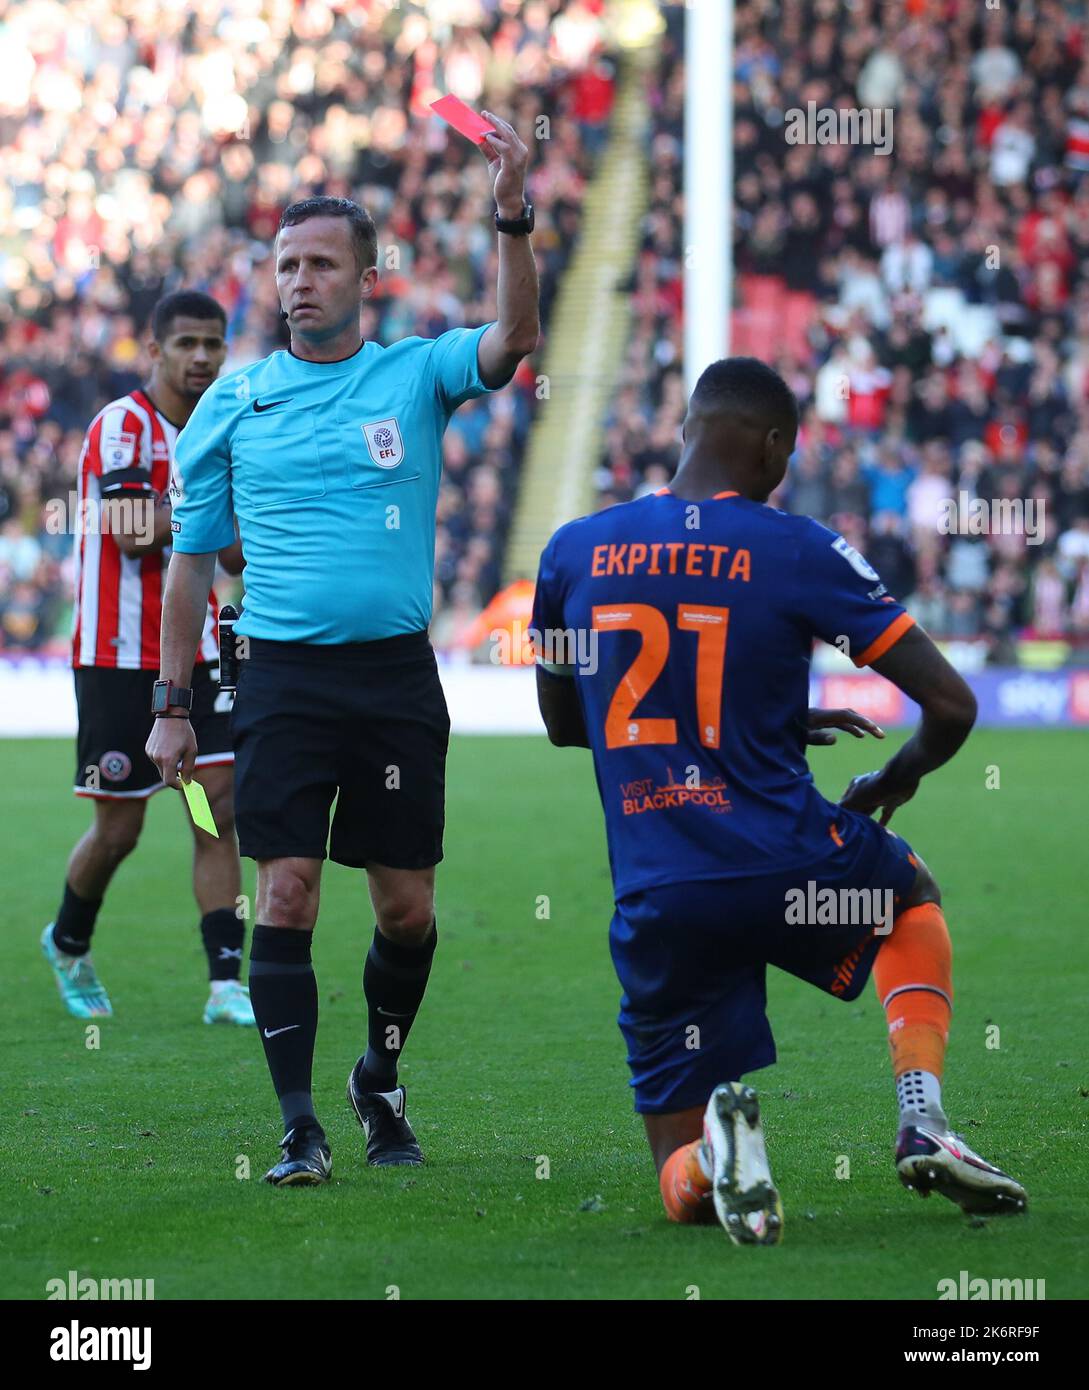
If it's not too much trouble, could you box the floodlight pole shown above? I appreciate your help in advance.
[684,0,733,395]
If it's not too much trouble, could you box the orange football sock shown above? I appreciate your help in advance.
[873,902,953,1079]
[659,1140,713,1223]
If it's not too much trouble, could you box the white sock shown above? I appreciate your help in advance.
[897,1069,947,1132]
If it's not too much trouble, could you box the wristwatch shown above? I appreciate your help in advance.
[151,679,193,717]
[495,202,534,235]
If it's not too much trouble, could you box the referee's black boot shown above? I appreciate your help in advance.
[263,1122,332,1187]
[346,1071,424,1167]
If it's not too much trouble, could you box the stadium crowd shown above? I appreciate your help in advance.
[5,0,1089,664]
[603,0,1089,659]
[0,0,616,653]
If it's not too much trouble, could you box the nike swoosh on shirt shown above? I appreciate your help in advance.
[253,398,293,413]
[263,1024,300,1038]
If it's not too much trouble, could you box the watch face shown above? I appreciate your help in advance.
[151,682,168,713]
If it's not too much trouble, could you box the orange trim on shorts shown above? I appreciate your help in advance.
[853,612,916,668]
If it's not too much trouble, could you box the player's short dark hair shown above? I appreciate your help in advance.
[689,356,800,434]
[277,197,378,274]
[151,291,227,344]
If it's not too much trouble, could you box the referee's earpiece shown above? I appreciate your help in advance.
[279,308,290,321]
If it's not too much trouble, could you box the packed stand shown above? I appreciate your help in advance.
[600,0,1089,660]
[0,0,618,654]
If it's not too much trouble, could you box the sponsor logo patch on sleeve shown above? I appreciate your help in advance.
[102,431,138,471]
[832,534,879,582]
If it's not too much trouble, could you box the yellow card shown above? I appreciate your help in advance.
[181,778,219,837]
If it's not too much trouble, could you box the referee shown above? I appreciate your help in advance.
[147,113,538,1185]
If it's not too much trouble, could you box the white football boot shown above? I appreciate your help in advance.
[896,1125,1027,1215]
[701,1083,784,1245]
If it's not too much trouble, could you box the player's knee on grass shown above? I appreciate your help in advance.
[903,855,941,910]
[92,802,145,863]
[645,1108,703,1175]
[659,1141,714,1224]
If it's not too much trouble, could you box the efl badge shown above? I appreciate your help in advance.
[102,431,138,471]
[361,418,404,469]
[832,535,880,582]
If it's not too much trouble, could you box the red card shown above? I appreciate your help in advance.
[430,95,496,146]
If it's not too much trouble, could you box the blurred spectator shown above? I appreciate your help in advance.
[867,511,916,601]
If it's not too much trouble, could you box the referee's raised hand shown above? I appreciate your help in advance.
[479,111,529,215]
[146,712,197,788]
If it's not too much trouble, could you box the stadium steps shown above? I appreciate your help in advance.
[503,36,657,583]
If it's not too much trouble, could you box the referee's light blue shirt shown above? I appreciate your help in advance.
[170,323,504,642]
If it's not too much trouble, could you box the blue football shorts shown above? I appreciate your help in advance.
[610,811,919,1114]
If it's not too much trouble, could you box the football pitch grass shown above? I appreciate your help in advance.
[3,731,1086,1301]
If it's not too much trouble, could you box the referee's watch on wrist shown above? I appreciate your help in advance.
[151,679,193,718]
[495,202,534,236]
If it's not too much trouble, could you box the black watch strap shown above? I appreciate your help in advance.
[151,679,193,715]
[495,202,534,235]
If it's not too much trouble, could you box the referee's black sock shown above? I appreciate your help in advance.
[355,921,438,1094]
[53,882,102,957]
[248,925,321,1133]
[200,907,245,981]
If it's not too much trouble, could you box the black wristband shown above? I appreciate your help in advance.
[495,202,534,235]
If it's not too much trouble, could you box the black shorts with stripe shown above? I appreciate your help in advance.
[73,664,233,799]
[229,630,450,870]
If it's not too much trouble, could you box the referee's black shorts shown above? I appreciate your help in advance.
[230,630,450,870]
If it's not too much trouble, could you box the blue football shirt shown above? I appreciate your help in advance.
[532,490,916,899]
[170,323,503,642]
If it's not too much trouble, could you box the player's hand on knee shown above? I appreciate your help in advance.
[145,716,198,788]
[806,708,886,746]
[839,768,918,826]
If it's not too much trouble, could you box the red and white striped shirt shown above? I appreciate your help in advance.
[72,388,220,670]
